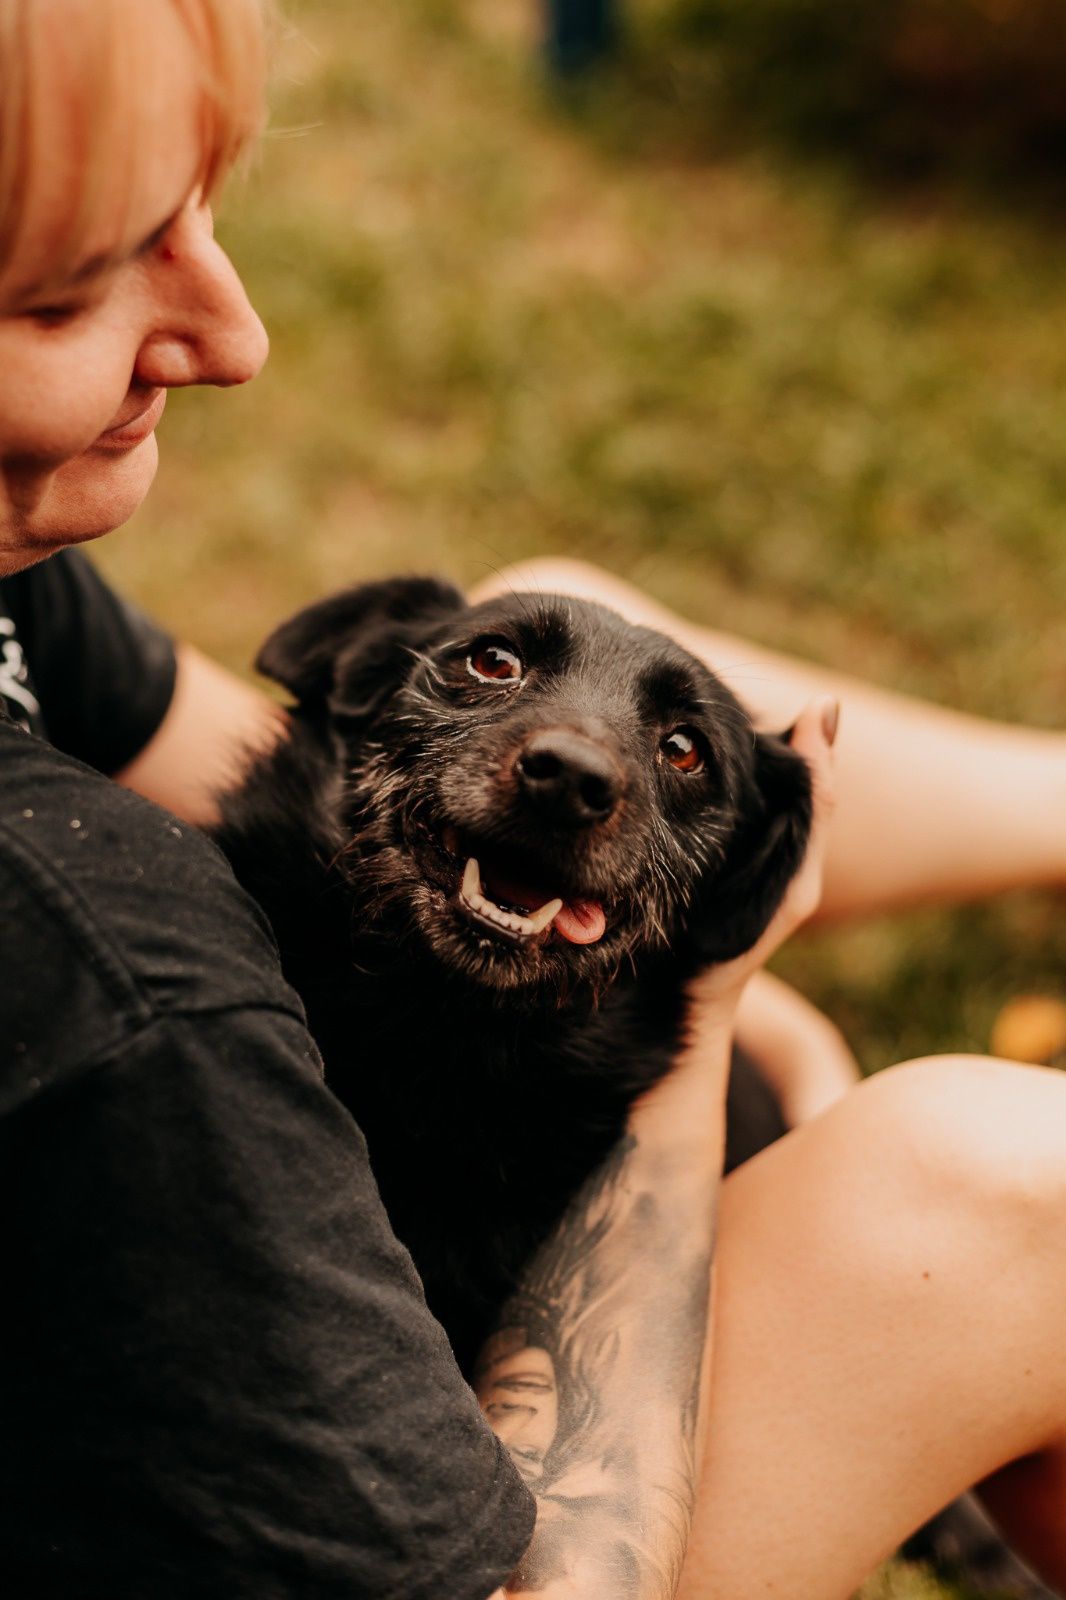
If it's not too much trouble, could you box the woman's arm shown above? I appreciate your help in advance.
[114,643,286,826]
[477,1012,729,1600]
[476,699,837,1600]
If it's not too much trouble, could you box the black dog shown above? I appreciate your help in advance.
[217,575,1056,1600]
[217,575,810,1372]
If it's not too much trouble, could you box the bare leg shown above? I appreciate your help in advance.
[678,1056,1066,1597]
[470,560,1066,921]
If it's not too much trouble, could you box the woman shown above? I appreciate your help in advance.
[2,3,1065,1596]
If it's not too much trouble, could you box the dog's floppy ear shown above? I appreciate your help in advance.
[256,576,466,721]
[691,732,813,965]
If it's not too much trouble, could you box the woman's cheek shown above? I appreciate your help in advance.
[0,322,141,465]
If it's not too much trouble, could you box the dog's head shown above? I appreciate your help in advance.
[258,577,812,999]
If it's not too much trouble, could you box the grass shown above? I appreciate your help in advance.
[94,3,1064,1588]
[859,1567,967,1600]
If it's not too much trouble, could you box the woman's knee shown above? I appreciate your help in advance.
[853,1054,1066,1234]
[721,1054,1066,1394]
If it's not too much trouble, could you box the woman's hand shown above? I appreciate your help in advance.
[689,695,840,1020]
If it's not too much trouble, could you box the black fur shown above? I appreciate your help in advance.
[217,577,811,1373]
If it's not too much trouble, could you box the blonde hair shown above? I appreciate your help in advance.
[0,0,267,295]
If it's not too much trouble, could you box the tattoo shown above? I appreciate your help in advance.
[474,1135,715,1598]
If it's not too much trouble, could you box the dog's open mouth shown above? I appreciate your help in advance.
[420,821,608,949]
[458,856,607,947]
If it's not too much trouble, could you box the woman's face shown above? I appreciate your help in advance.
[0,0,268,574]
[478,1340,559,1484]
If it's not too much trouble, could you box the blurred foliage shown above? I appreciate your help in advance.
[860,1563,966,1600]
[612,0,1066,189]
[92,6,1064,1586]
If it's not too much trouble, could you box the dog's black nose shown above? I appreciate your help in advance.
[514,729,622,826]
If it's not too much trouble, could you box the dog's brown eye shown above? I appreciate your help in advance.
[468,639,523,684]
[661,728,704,774]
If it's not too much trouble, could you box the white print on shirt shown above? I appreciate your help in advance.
[0,615,41,731]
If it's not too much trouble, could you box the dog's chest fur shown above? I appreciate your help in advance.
[336,975,686,1370]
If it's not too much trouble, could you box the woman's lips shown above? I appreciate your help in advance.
[93,389,167,453]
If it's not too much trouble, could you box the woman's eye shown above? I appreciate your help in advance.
[24,303,88,329]
[660,727,704,774]
[467,639,523,684]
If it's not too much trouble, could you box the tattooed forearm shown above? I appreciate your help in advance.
[474,1131,717,1599]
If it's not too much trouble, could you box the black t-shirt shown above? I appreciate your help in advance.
[0,564,534,1598]
[0,548,178,772]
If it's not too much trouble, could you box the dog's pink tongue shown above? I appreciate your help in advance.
[553,899,607,945]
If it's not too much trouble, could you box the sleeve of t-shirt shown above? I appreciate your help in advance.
[4,546,177,773]
[3,1004,534,1600]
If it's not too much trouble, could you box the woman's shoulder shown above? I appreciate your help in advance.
[0,721,306,1101]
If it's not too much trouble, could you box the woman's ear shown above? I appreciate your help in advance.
[256,576,466,719]
[690,732,813,965]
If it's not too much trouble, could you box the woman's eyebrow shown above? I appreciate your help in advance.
[68,205,184,285]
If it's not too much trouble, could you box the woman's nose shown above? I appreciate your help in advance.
[133,211,269,390]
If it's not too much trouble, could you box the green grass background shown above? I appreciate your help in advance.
[95,4,1064,1589]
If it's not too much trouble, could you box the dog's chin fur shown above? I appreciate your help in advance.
[332,852,641,1006]
[340,809,655,1004]
[405,883,615,999]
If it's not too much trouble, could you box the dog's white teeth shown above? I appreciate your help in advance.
[461,858,504,922]
[458,856,562,939]
[525,897,564,934]
[462,857,483,902]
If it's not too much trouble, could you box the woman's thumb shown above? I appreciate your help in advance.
[790,694,840,842]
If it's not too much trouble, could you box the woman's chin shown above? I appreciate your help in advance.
[28,436,161,556]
